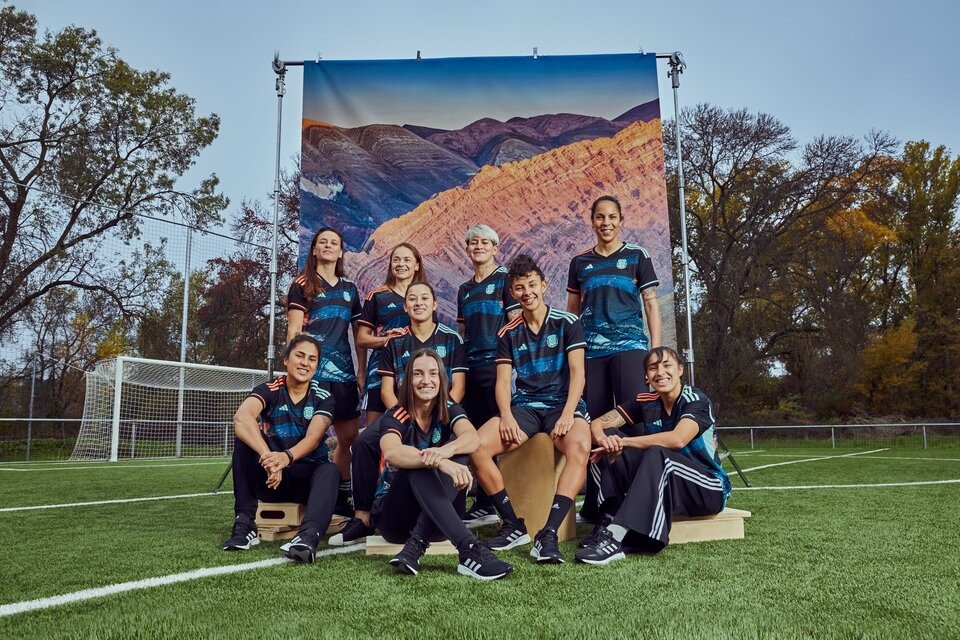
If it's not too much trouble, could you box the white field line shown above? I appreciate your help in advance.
[0,491,227,513]
[728,452,960,462]
[739,448,888,473]
[0,461,228,472]
[738,479,960,491]
[0,544,363,618]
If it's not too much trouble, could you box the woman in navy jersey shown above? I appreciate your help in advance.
[376,348,514,580]
[355,243,427,426]
[332,281,467,547]
[286,227,364,515]
[567,195,661,521]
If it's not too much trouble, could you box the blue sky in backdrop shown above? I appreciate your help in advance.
[19,0,960,224]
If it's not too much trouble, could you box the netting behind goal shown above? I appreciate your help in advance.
[71,357,269,461]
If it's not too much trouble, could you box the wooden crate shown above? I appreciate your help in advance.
[255,506,349,542]
[365,535,457,556]
[669,507,752,544]
[499,433,576,542]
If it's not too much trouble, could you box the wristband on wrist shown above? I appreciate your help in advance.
[284,449,294,465]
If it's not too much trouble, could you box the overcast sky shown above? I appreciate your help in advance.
[19,0,960,227]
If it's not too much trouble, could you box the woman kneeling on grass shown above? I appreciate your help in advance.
[374,348,514,580]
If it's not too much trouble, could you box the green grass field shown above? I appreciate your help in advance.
[1,448,958,639]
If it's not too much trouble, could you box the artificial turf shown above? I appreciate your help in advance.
[1,449,958,639]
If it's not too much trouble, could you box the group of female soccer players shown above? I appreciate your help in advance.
[225,194,730,580]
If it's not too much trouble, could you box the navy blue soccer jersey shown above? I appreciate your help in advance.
[375,402,469,497]
[457,266,520,368]
[496,307,587,410]
[566,243,660,358]
[377,323,467,386]
[358,287,410,391]
[287,275,362,383]
[248,376,335,463]
[616,385,731,500]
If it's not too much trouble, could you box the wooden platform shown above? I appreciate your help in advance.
[668,507,751,544]
[365,535,457,556]
[499,433,576,541]
[254,502,348,541]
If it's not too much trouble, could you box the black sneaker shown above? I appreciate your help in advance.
[579,516,613,548]
[487,518,530,551]
[574,527,625,565]
[462,503,499,527]
[457,542,514,581]
[328,517,375,546]
[223,514,259,551]
[388,534,429,575]
[530,527,564,563]
[281,527,321,563]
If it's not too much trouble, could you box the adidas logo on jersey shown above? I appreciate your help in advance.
[386,303,397,309]
[585,264,594,270]
[402,351,410,358]
[518,344,528,351]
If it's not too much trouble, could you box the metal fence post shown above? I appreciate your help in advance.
[922,425,928,450]
[831,427,835,449]
[130,422,137,459]
[26,354,37,462]
[750,428,754,450]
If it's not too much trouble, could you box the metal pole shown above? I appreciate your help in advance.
[26,354,36,462]
[110,357,123,462]
[922,425,927,450]
[750,428,754,450]
[831,426,836,449]
[665,51,696,385]
[175,227,192,458]
[267,53,288,378]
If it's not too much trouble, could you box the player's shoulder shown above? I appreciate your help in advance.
[265,375,286,391]
[365,285,390,302]
[680,385,709,405]
[293,274,307,286]
[437,323,463,341]
[623,243,651,258]
[497,314,524,337]
[308,379,332,399]
[547,307,579,324]
[387,404,411,424]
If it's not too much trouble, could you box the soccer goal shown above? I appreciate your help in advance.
[71,356,270,461]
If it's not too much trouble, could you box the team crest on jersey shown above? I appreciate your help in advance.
[304,406,315,420]
[546,334,558,348]
[431,428,441,444]
[343,291,351,302]
[436,345,447,358]
[616,258,628,270]
[486,284,495,295]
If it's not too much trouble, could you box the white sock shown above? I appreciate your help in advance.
[606,524,628,542]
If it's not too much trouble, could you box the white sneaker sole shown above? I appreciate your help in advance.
[462,513,500,527]
[576,551,625,565]
[488,533,530,551]
[529,546,564,563]
[329,533,368,546]
[388,558,419,575]
[457,564,512,581]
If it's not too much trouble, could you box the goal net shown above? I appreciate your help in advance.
[71,356,270,461]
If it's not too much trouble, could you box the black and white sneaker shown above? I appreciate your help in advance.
[388,534,429,575]
[223,514,259,551]
[574,527,625,565]
[487,518,531,551]
[281,528,321,563]
[579,516,613,548]
[462,503,499,527]
[457,542,514,581]
[328,517,375,546]
[530,527,564,563]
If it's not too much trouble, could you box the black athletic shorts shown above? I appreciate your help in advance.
[511,402,589,439]
[326,381,361,421]
[363,387,387,415]
[462,364,499,427]
[584,349,649,418]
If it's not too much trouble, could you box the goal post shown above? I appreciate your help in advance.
[73,356,270,462]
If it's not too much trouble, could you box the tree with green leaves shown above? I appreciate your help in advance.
[0,6,226,346]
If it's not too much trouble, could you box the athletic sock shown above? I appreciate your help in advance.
[490,489,520,525]
[607,523,628,542]
[338,480,351,499]
[545,495,573,531]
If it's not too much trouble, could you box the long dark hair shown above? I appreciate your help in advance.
[298,227,346,305]
[384,242,427,289]
[398,348,450,425]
